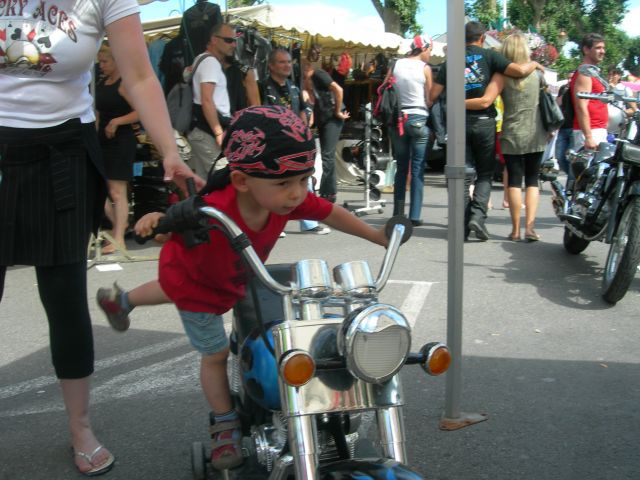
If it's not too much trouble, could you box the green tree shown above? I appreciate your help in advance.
[465,0,500,27]
[466,0,633,77]
[625,37,640,75]
[371,0,421,36]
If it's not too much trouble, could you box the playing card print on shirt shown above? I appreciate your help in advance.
[0,1,79,77]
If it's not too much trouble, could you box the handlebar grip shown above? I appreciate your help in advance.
[133,194,208,245]
[384,215,413,244]
[134,215,173,245]
[576,92,613,102]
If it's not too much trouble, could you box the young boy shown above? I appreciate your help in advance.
[97,106,388,470]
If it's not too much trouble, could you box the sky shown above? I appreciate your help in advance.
[139,0,640,39]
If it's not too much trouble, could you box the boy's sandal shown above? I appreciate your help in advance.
[72,445,115,477]
[209,419,244,470]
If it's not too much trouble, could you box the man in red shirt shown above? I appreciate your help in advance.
[571,33,608,151]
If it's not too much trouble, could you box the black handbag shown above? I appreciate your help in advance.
[538,72,564,132]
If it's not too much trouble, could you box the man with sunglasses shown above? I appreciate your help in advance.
[188,23,235,178]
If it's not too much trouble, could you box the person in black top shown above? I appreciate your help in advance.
[431,21,542,241]
[302,60,350,203]
[96,43,139,255]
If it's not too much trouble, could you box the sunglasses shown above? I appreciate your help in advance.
[215,35,237,44]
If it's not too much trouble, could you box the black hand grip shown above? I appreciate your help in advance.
[384,215,413,244]
[134,194,209,245]
[134,215,173,245]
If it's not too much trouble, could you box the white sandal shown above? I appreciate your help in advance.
[73,445,115,477]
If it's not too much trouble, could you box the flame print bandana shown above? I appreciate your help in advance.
[223,106,317,178]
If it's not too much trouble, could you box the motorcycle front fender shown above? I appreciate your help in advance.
[318,458,423,479]
[607,180,640,243]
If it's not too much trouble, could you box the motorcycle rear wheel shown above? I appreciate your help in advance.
[563,227,590,254]
[602,196,640,304]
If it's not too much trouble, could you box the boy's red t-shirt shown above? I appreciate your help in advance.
[158,184,333,313]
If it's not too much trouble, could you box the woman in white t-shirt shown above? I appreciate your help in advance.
[389,35,433,226]
[0,2,201,476]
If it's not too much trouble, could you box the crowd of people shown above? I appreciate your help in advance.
[1,1,636,476]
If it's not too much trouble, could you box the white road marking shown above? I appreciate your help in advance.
[388,280,436,328]
[1,281,434,417]
[0,337,188,400]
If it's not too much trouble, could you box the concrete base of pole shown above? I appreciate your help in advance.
[439,412,489,431]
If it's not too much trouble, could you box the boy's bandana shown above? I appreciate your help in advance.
[223,106,316,178]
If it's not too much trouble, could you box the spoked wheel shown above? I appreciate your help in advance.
[602,197,640,304]
[563,227,590,254]
[191,441,207,480]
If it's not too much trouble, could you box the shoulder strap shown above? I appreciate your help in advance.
[191,53,213,78]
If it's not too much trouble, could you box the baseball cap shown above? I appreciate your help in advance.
[411,34,432,51]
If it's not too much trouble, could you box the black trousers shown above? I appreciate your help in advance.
[317,117,344,199]
[465,116,497,224]
[504,152,544,188]
[0,120,103,379]
[0,263,94,378]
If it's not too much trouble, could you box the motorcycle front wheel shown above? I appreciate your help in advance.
[602,196,640,304]
[563,227,590,254]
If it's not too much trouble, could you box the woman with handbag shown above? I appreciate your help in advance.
[465,33,547,242]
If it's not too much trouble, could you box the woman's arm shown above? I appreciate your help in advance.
[465,73,505,110]
[424,64,433,108]
[200,81,224,146]
[104,85,139,139]
[105,14,203,190]
[328,81,350,120]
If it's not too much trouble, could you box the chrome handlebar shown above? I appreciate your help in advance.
[198,206,407,296]
[577,91,639,105]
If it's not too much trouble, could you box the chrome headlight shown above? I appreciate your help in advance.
[338,304,411,384]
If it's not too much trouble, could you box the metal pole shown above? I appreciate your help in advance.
[443,0,466,423]
[441,0,488,430]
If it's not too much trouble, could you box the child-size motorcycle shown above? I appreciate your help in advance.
[143,196,451,479]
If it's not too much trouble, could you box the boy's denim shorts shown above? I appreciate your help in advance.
[178,310,229,355]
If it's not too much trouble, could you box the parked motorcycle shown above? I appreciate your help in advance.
[550,64,640,304]
[141,194,451,479]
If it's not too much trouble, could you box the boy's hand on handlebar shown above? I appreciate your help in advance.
[135,212,166,238]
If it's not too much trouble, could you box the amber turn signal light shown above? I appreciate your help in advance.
[280,350,316,387]
[420,342,451,376]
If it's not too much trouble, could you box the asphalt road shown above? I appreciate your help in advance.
[1,172,639,480]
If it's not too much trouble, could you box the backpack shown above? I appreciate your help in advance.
[166,53,211,135]
[373,72,399,127]
[559,83,574,128]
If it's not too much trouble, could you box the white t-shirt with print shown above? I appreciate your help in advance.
[191,54,231,118]
[0,0,139,128]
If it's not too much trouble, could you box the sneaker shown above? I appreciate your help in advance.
[302,226,331,235]
[96,283,131,332]
[468,218,490,241]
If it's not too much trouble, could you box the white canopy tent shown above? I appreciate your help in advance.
[139,3,407,57]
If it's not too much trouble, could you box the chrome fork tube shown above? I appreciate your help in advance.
[376,406,407,463]
[288,414,318,480]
